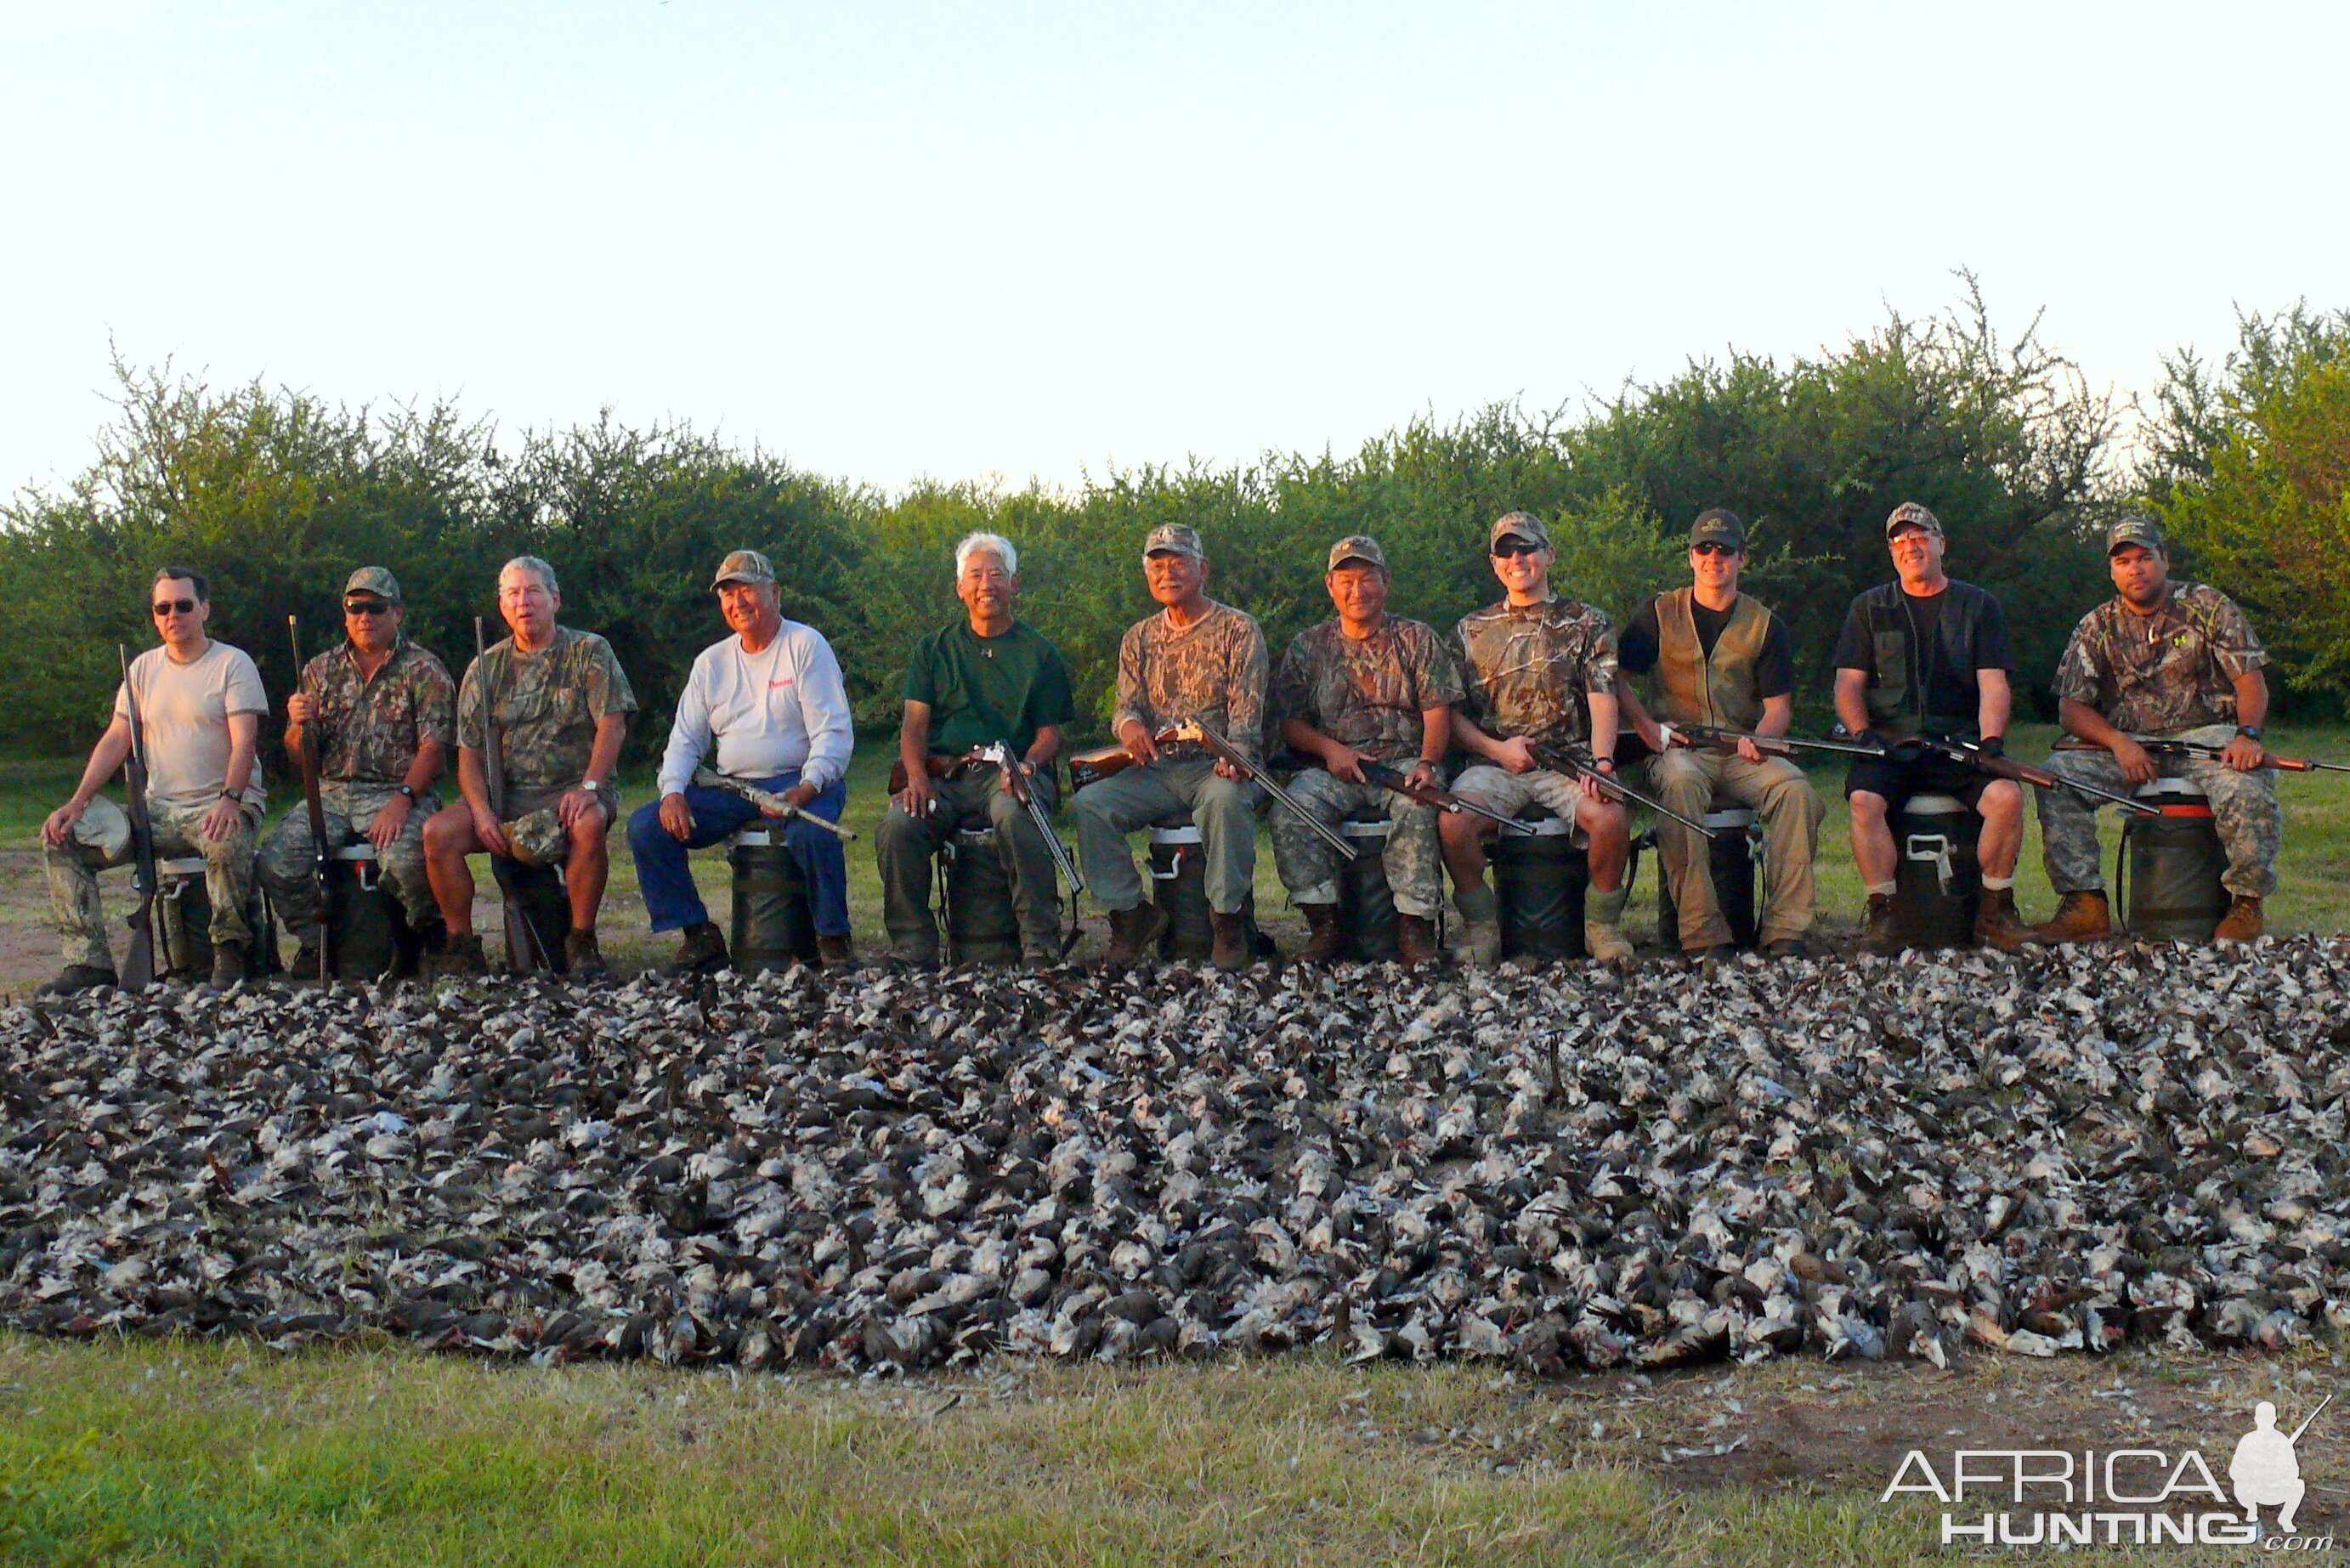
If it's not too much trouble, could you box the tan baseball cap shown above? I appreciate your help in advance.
[1326,535,1386,572]
[1489,512,1550,552]
[1143,524,1204,559]
[343,566,403,604]
[712,549,775,589]
[1884,501,1944,540]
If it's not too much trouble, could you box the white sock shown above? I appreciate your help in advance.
[1866,881,1896,899]
[1981,875,2014,891]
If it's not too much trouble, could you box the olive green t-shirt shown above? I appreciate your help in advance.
[903,619,1078,758]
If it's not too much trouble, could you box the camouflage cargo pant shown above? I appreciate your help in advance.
[2038,722,2279,898]
[256,782,439,951]
[1270,769,1444,919]
[46,793,258,971]
[1640,748,1824,948]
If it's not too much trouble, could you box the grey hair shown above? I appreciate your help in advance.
[499,555,559,595]
[954,532,1017,577]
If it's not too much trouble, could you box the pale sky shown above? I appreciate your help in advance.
[3,1,2342,500]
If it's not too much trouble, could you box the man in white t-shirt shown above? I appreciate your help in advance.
[626,550,856,971]
[40,566,269,991]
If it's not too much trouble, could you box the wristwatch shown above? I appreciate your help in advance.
[394,784,417,802]
[2237,725,2264,741]
[581,779,602,794]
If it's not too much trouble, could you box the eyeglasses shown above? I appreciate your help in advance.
[1691,541,1739,557]
[151,598,197,617]
[344,600,394,617]
[1490,541,1543,559]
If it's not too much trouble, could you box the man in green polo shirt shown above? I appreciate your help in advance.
[876,531,1079,966]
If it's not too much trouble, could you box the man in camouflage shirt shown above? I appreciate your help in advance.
[1271,535,1464,967]
[423,555,637,975]
[1445,512,1634,965]
[2034,518,2279,942]
[258,566,456,976]
[1070,523,1269,971]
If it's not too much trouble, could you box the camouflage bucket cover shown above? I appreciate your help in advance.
[502,809,569,869]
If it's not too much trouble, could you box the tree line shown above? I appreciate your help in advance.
[3,285,2342,770]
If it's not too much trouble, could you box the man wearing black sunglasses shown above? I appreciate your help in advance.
[1617,510,1822,965]
[257,567,456,976]
[40,565,269,991]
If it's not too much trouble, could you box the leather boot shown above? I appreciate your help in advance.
[817,935,857,971]
[1973,887,2033,953]
[2030,889,2111,944]
[209,944,249,989]
[1395,913,1440,969]
[1209,913,1250,972]
[38,963,117,996]
[2214,894,2264,942]
[666,920,729,975]
[1296,903,1347,965]
[565,928,609,977]
[1583,881,1633,967]
[1454,880,1502,965]
[1856,894,1900,956]
[1103,903,1169,969]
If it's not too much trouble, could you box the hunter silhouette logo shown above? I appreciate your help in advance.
[2232,1395,2328,1534]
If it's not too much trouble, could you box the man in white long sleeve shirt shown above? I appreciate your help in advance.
[626,550,856,970]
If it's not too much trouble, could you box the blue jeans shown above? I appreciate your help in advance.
[627,771,850,937]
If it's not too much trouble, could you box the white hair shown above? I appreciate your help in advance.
[499,555,559,595]
[954,532,1017,577]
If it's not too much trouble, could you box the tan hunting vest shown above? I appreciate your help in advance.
[1652,588,1775,731]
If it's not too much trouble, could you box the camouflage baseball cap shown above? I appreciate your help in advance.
[1689,509,1747,551]
[1326,535,1386,572]
[1489,511,1551,551]
[1142,524,1204,559]
[1884,501,1944,540]
[343,566,403,604]
[502,809,569,869]
[711,549,775,589]
[2107,517,2166,555]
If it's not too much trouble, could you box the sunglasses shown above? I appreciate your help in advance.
[151,598,197,617]
[344,599,394,617]
[1691,541,1740,557]
[1489,541,1543,559]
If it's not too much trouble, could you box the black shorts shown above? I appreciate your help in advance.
[1843,749,1992,815]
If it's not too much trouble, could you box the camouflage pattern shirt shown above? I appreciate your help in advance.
[1112,601,1270,763]
[300,637,457,784]
[456,626,638,790]
[1452,593,1619,751]
[2053,582,2267,735]
[1272,614,1464,764]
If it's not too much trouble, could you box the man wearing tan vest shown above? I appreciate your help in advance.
[1619,510,1823,964]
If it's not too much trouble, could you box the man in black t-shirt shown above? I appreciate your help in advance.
[1831,502,2030,953]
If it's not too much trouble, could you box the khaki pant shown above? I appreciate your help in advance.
[1640,749,1823,948]
[1071,758,1259,914]
[256,782,440,951]
[1270,770,1444,919]
[46,794,258,971]
[875,769,1064,961]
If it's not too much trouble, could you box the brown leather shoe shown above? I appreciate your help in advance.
[666,920,729,975]
[1209,912,1250,972]
[1973,887,2033,953]
[1856,893,1900,956]
[2214,894,2264,942]
[1395,913,1440,969]
[1297,903,1347,965]
[816,934,857,971]
[564,928,609,977]
[2030,889,2112,944]
[1104,903,1169,969]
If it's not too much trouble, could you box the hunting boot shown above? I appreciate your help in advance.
[208,944,248,988]
[2214,895,2265,942]
[565,928,609,978]
[817,935,857,971]
[1453,880,1503,966]
[38,963,116,996]
[1102,903,1169,969]
[1583,881,1634,967]
[1296,903,1347,965]
[1209,912,1250,972]
[1856,893,1900,956]
[2030,889,2111,944]
[665,920,729,976]
[288,947,326,984]
[435,931,488,978]
[1973,887,2033,953]
[1394,913,1440,969]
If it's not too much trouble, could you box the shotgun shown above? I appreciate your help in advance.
[474,616,555,972]
[287,616,334,982]
[116,645,158,990]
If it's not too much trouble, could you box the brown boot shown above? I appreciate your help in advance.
[2030,889,2111,944]
[817,934,857,971]
[1856,894,1900,956]
[1973,887,2032,953]
[434,931,488,978]
[1297,903,1347,965]
[2214,895,2264,942]
[665,920,729,975]
[1209,913,1250,972]
[564,928,609,977]
[1103,903,1169,969]
[1395,913,1440,969]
